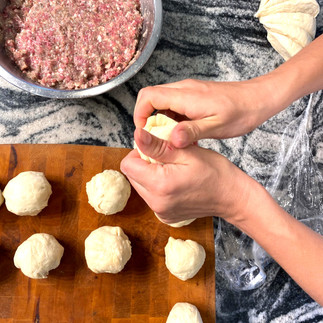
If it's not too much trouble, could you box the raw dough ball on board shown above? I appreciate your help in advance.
[86,170,131,215]
[154,212,195,228]
[166,302,203,323]
[3,171,52,216]
[85,226,132,274]
[134,113,178,164]
[14,233,64,279]
[165,237,206,281]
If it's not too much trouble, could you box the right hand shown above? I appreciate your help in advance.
[134,78,279,148]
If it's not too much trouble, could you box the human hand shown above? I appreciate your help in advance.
[120,128,256,224]
[134,78,278,148]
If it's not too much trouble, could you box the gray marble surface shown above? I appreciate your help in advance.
[0,0,323,322]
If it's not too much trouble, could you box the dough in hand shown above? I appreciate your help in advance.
[154,212,195,228]
[134,113,178,164]
[166,302,203,323]
[3,171,52,216]
[14,233,64,279]
[86,170,131,215]
[165,237,206,281]
[136,114,197,227]
[85,226,132,274]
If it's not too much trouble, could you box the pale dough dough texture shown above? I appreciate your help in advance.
[165,237,206,281]
[154,212,195,228]
[3,171,52,216]
[85,226,132,274]
[14,233,64,279]
[86,170,131,215]
[166,302,203,323]
[254,0,320,60]
[134,113,178,164]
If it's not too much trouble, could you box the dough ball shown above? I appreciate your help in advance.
[134,113,178,164]
[86,170,131,215]
[254,0,320,18]
[85,226,132,274]
[3,171,52,216]
[154,212,195,228]
[166,303,203,323]
[0,190,4,207]
[254,0,319,60]
[165,237,206,281]
[259,12,316,38]
[14,233,64,279]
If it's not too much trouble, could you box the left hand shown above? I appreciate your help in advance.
[120,128,254,224]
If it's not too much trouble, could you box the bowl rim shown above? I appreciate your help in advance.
[0,0,163,99]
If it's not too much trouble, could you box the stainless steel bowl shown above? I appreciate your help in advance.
[0,0,162,98]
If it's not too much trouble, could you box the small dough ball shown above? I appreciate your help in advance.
[3,171,52,216]
[86,170,131,215]
[167,303,203,323]
[0,190,4,207]
[165,237,206,281]
[154,212,195,228]
[14,233,64,279]
[85,226,132,274]
[134,114,178,164]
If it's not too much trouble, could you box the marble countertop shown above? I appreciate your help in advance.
[0,0,323,321]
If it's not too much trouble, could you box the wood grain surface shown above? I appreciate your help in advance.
[0,144,215,323]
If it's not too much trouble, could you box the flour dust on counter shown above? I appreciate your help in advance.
[0,81,135,147]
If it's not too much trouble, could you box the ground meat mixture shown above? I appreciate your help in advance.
[0,0,143,89]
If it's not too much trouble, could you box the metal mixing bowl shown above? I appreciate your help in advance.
[0,0,162,98]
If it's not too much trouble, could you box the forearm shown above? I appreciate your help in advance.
[229,181,323,305]
[252,34,323,122]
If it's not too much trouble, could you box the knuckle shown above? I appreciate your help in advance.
[190,122,201,139]
[182,120,200,141]
[137,87,151,102]
[150,138,169,160]
[155,179,171,196]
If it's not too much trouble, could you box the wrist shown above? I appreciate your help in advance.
[243,71,296,126]
[226,177,275,231]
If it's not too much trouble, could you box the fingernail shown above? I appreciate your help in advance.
[140,129,152,145]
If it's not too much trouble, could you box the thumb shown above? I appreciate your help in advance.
[170,120,203,148]
[134,128,185,164]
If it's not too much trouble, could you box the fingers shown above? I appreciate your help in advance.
[121,137,172,189]
[171,118,219,148]
[134,128,187,164]
[134,81,208,128]
[134,87,188,128]
[154,79,202,90]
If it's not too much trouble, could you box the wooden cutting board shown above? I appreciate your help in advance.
[0,144,215,323]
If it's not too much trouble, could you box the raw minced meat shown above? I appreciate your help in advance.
[0,0,143,89]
